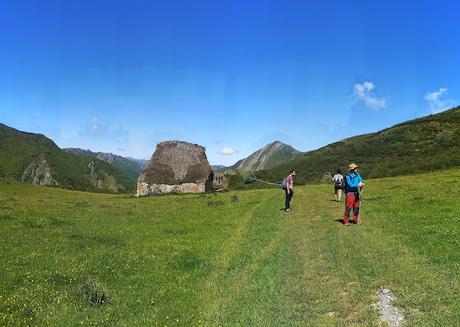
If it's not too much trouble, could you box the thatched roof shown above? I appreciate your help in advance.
[139,140,213,186]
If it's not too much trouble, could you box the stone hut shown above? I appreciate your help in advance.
[137,140,214,196]
[212,173,228,190]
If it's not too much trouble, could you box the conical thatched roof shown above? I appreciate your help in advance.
[138,140,213,188]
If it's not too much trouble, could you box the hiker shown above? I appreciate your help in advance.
[343,163,364,225]
[332,168,344,202]
[283,170,296,212]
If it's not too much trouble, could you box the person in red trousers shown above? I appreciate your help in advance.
[343,163,364,225]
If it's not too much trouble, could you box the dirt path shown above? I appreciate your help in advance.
[199,186,458,326]
[278,185,458,326]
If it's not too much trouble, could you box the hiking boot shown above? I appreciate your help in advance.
[285,208,291,213]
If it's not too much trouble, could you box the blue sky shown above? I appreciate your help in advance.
[1,0,459,165]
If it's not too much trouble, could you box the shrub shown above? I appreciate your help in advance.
[243,172,256,184]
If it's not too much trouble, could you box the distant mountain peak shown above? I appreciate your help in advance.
[229,141,300,172]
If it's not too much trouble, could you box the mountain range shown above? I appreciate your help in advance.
[2,105,460,192]
[0,124,136,193]
[63,148,146,181]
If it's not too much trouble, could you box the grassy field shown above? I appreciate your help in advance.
[0,168,459,326]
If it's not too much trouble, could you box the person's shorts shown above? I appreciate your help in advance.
[334,185,343,194]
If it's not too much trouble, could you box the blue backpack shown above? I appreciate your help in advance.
[281,179,286,189]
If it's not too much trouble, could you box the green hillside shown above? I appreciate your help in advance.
[0,168,458,325]
[257,106,460,184]
[111,160,144,181]
[64,148,144,181]
[0,124,135,193]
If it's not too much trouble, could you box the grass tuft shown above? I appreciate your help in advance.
[0,213,14,221]
[80,278,111,306]
[170,250,206,271]
[206,199,225,206]
[74,201,89,208]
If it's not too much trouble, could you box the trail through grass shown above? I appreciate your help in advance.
[0,168,459,326]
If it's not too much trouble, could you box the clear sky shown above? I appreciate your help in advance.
[1,0,459,165]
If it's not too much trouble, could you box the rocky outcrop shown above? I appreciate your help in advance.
[96,152,120,164]
[64,148,129,165]
[87,161,122,193]
[21,153,58,186]
[137,141,214,196]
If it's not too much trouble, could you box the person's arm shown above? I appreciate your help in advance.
[357,173,364,190]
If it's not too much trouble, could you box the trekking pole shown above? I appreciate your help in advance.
[253,178,280,187]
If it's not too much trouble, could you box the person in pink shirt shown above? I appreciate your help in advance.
[284,170,296,212]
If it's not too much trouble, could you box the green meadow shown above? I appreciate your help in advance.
[0,168,459,326]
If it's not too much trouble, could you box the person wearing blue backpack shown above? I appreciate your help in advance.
[282,170,296,212]
[343,163,364,225]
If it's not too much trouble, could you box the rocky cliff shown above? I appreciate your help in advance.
[21,153,58,186]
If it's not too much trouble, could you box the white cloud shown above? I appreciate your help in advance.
[87,118,107,136]
[219,147,238,155]
[351,81,386,110]
[425,88,455,113]
[81,118,129,142]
